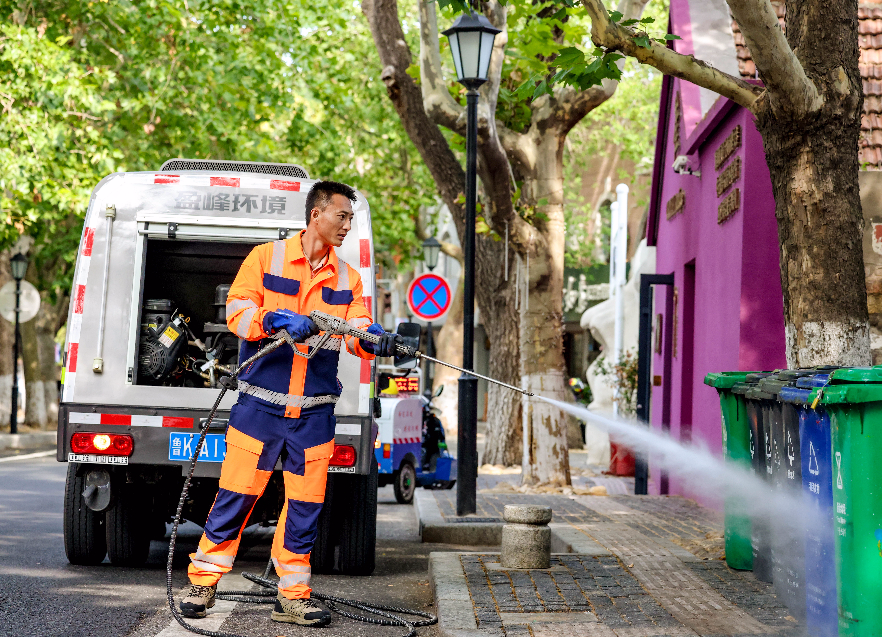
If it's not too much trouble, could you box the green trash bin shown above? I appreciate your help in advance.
[817,369,882,636]
[705,371,754,571]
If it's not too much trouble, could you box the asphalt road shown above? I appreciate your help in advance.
[0,454,484,637]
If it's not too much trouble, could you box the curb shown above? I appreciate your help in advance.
[0,431,56,451]
[429,552,483,637]
[416,490,503,545]
[548,523,611,555]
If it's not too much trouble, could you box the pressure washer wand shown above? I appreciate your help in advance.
[309,311,534,398]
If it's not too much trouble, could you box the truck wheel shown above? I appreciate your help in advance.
[63,464,107,565]
[106,481,151,566]
[310,472,338,574]
[393,461,416,504]
[338,461,377,575]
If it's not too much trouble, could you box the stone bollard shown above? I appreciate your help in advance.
[500,504,552,569]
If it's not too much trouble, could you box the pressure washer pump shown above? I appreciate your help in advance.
[166,312,532,637]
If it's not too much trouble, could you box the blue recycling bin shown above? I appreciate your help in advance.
[779,374,838,637]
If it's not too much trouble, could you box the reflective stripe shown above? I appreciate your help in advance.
[270,240,286,277]
[237,381,339,408]
[336,259,349,291]
[304,334,342,352]
[273,557,311,573]
[345,317,372,355]
[279,572,311,588]
[235,307,258,338]
[191,548,235,573]
[191,559,227,573]
[226,298,257,315]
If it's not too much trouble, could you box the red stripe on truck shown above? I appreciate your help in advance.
[363,296,371,314]
[154,175,180,184]
[82,228,95,256]
[73,285,86,314]
[210,177,240,187]
[359,240,371,267]
[100,413,131,426]
[163,417,194,428]
[270,180,300,191]
[360,359,372,384]
[68,343,79,373]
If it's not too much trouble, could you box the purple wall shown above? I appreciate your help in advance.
[647,78,786,507]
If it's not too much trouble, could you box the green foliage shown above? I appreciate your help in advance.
[1,0,433,295]
[596,349,639,416]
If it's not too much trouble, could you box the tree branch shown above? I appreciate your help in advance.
[419,0,464,132]
[548,0,648,131]
[416,0,535,252]
[580,0,764,110]
[727,0,822,115]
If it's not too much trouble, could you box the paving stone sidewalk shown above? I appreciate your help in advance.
[425,492,804,637]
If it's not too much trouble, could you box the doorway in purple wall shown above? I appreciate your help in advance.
[679,262,697,446]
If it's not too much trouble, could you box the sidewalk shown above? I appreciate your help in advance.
[0,430,56,452]
[421,489,803,637]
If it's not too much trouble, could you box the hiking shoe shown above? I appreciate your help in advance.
[180,583,216,618]
[271,593,331,626]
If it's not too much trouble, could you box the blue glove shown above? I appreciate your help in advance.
[360,323,401,357]
[263,309,319,342]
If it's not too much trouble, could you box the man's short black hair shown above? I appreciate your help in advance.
[305,180,357,226]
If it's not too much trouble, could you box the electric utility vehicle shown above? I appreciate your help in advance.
[57,159,380,574]
[375,366,456,504]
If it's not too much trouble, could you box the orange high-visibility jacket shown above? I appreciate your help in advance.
[225,230,374,418]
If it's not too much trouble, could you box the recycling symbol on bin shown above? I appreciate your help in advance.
[786,430,796,467]
[765,432,772,459]
[808,441,820,477]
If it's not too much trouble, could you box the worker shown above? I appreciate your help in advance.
[180,181,399,626]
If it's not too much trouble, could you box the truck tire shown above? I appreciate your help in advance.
[106,481,151,566]
[63,463,107,565]
[310,472,337,574]
[393,461,416,504]
[338,461,377,575]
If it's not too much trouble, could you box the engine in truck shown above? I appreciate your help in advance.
[137,285,239,387]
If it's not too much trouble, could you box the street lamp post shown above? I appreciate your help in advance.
[422,237,442,387]
[443,10,500,517]
[9,252,28,435]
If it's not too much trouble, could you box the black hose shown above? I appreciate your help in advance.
[165,332,437,637]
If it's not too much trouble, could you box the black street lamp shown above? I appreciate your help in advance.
[9,252,28,435]
[422,236,441,272]
[443,10,500,517]
[422,237,442,388]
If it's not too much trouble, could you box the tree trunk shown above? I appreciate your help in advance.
[433,274,463,436]
[21,309,47,428]
[753,0,868,367]
[520,142,571,486]
[0,253,13,427]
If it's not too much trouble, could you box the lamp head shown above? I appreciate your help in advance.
[10,252,28,282]
[422,236,441,271]
[442,11,501,89]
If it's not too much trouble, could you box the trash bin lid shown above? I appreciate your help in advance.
[745,386,776,400]
[828,367,882,383]
[777,369,816,381]
[820,383,882,405]
[796,374,831,388]
[731,382,750,395]
[758,378,789,395]
[778,386,815,405]
[745,372,776,383]
[704,371,753,389]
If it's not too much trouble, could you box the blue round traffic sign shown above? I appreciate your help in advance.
[406,273,451,321]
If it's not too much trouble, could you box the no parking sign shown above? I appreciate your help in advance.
[406,273,451,321]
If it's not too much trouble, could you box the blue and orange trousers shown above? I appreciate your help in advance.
[188,399,335,599]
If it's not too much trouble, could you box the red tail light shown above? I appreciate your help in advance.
[382,443,391,459]
[71,432,134,456]
[330,444,357,467]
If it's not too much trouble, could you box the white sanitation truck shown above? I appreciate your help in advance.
[57,159,379,574]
